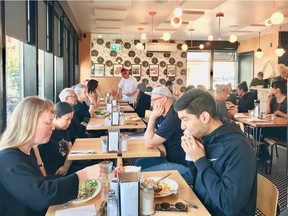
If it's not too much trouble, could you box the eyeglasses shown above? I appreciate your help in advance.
[155,202,187,212]
[151,97,164,102]
[67,95,77,99]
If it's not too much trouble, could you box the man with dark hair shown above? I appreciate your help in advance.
[174,89,257,216]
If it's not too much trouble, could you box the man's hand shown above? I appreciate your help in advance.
[156,144,167,157]
[181,133,205,162]
[150,104,164,120]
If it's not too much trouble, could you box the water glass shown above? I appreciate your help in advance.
[101,161,113,189]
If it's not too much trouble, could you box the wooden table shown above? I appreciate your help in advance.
[234,113,287,142]
[98,105,134,112]
[68,138,160,160]
[45,170,211,216]
[87,112,146,130]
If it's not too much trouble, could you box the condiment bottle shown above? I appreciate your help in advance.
[140,184,154,215]
[114,152,125,177]
[107,189,118,216]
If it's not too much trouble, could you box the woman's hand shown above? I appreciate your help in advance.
[55,166,68,176]
[76,164,104,184]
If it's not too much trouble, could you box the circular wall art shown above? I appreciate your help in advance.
[152,77,158,82]
[146,69,150,76]
[169,58,175,64]
[142,78,149,85]
[152,57,158,64]
[116,57,123,63]
[90,42,94,48]
[159,78,166,85]
[124,42,131,49]
[124,60,131,67]
[163,69,167,75]
[115,39,123,44]
[105,60,113,67]
[136,77,141,81]
[96,38,104,45]
[105,42,111,49]
[176,61,183,67]
[133,40,140,45]
[180,86,186,93]
[91,50,98,57]
[110,51,117,57]
[181,52,187,58]
[146,52,153,58]
[97,56,104,64]
[128,50,136,57]
[159,61,166,68]
[147,86,153,92]
[134,57,141,64]
[163,52,171,58]
[176,79,183,85]
[142,61,149,67]
[180,69,186,75]
[169,77,175,82]
[176,43,182,50]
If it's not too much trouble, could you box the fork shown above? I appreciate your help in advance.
[173,191,198,209]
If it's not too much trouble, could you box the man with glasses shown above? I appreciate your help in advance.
[135,87,192,183]
[174,89,257,215]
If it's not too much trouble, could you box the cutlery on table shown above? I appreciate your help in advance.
[173,191,198,209]
[155,172,172,185]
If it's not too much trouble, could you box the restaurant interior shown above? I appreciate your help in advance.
[0,0,287,215]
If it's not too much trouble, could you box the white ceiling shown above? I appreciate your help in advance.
[67,0,288,41]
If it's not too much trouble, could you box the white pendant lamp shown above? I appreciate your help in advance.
[255,32,263,59]
[275,26,285,57]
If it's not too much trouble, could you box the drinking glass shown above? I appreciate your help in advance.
[100,161,113,190]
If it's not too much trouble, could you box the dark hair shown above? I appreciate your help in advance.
[55,102,73,118]
[174,89,218,118]
[184,85,195,93]
[271,81,287,95]
[237,81,248,92]
[87,79,99,93]
[165,80,173,86]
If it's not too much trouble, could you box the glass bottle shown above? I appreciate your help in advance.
[140,186,154,215]
[114,152,125,177]
[254,100,260,118]
[107,189,118,216]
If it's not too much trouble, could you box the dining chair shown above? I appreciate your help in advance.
[263,137,287,174]
[256,174,279,216]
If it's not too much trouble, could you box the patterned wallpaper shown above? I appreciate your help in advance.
[90,38,187,93]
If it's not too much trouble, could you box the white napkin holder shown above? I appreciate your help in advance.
[118,172,140,216]
[106,103,112,113]
[108,129,119,152]
[112,110,120,125]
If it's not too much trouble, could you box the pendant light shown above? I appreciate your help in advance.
[216,12,224,40]
[265,0,284,26]
[136,28,144,50]
[255,32,263,59]
[275,26,285,57]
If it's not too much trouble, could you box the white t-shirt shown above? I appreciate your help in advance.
[118,76,138,103]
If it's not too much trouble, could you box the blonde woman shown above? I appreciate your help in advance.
[0,96,103,216]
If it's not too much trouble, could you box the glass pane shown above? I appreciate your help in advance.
[213,62,237,89]
[6,36,23,121]
[187,51,211,62]
[38,49,45,98]
[187,62,210,89]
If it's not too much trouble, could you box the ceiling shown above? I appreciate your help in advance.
[66,0,288,42]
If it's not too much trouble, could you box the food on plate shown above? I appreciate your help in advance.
[141,178,171,196]
[130,117,141,121]
[95,110,109,116]
[76,180,98,201]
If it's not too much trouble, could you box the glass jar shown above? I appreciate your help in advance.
[107,189,118,216]
[120,134,128,152]
[140,186,154,216]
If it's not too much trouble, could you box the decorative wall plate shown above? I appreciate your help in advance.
[159,78,166,85]
[152,77,158,82]
[124,42,131,49]
[105,42,111,49]
[128,50,136,57]
[160,61,166,68]
[105,60,113,67]
[124,60,131,67]
[97,56,104,64]
[177,43,182,50]
[163,69,167,75]
[134,40,140,45]
[136,77,141,81]
[177,61,183,67]
[176,79,183,85]
[169,77,175,82]
[110,51,117,57]
[181,52,187,58]
[134,57,141,64]
[115,39,122,44]
[90,42,94,48]
[91,50,98,57]
[146,69,150,75]
[152,57,158,64]
[180,86,186,93]
[147,86,153,92]
[180,69,186,75]
[163,52,171,58]
[142,78,149,85]
[116,57,123,63]
[96,38,104,45]
[169,58,175,64]
[146,52,153,58]
[142,61,149,67]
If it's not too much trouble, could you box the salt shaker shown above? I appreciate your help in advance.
[107,189,118,216]
[120,133,128,152]
[140,185,154,215]
[101,136,107,153]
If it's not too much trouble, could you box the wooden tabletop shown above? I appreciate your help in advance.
[98,105,134,112]
[234,113,287,128]
[68,138,160,160]
[45,170,211,216]
[87,113,146,130]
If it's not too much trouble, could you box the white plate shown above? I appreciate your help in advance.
[146,177,178,197]
[72,180,101,204]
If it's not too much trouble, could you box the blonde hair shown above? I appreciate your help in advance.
[0,96,54,150]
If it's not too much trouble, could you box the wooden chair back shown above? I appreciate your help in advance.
[257,174,279,216]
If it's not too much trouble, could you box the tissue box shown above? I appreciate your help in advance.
[118,172,139,216]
